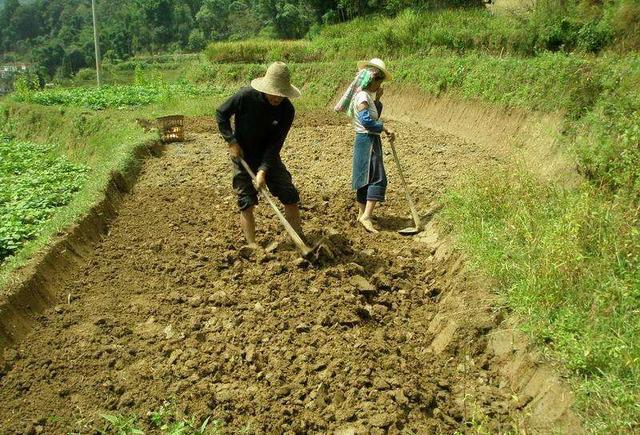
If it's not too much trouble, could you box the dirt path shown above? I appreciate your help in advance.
[0,112,520,433]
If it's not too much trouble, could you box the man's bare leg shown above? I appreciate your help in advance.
[357,202,366,220]
[284,204,304,238]
[358,200,378,233]
[240,206,258,247]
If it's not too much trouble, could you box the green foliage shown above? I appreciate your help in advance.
[0,139,88,262]
[573,54,640,201]
[3,0,640,81]
[13,73,41,100]
[201,5,628,65]
[612,0,640,50]
[13,81,225,110]
[148,402,222,434]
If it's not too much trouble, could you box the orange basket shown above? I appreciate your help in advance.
[157,115,185,143]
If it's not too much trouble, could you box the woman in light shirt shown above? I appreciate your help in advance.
[336,58,395,233]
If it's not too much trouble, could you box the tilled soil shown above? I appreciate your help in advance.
[1,112,518,433]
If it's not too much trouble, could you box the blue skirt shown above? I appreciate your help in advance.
[352,133,387,202]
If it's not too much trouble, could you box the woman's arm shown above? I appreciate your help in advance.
[356,101,394,139]
[356,101,383,133]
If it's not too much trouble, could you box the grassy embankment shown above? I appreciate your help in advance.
[1,5,638,432]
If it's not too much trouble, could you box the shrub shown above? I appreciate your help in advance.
[612,1,640,50]
[205,39,318,64]
[577,20,613,52]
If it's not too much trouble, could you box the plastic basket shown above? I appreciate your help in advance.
[157,115,185,143]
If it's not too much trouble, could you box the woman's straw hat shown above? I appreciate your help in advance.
[251,62,301,99]
[357,58,393,81]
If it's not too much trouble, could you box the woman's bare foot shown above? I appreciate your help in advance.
[358,216,379,233]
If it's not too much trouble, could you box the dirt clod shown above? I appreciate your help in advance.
[350,275,377,295]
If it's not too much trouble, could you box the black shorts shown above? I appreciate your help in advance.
[232,159,300,211]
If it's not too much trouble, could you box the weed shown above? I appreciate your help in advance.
[99,414,143,435]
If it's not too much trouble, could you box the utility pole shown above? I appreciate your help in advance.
[91,0,102,86]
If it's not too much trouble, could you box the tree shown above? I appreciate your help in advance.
[32,40,65,78]
[10,3,44,41]
[196,0,231,40]
[188,28,206,50]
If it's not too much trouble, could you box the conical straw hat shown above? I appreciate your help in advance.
[357,58,393,81]
[251,62,301,99]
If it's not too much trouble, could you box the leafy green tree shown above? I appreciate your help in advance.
[32,40,65,78]
[0,0,20,51]
[196,0,231,40]
[102,22,133,61]
[228,1,261,40]
[174,3,195,45]
[10,2,44,41]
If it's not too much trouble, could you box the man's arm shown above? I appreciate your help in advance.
[216,91,242,156]
[258,105,295,173]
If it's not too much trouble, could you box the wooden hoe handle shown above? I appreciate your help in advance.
[388,139,422,230]
[236,158,312,257]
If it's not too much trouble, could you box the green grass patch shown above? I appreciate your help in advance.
[98,400,223,435]
[205,39,320,64]
[202,4,638,65]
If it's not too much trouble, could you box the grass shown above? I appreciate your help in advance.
[99,401,222,435]
[200,4,639,65]
[442,169,639,432]
[15,71,227,110]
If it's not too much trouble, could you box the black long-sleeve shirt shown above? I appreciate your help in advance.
[216,87,295,172]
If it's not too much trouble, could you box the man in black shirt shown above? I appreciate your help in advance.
[216,62,303,247]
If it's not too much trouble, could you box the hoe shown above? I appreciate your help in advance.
[388,137,423,235]
[236,157,334,262]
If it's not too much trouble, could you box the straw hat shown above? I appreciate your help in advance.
[357,58,393,81]
[251,62,301,99]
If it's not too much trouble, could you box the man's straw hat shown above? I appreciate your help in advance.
[251,62,301,99]
[357,58,393,81]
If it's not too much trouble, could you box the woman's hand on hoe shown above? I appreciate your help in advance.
[384,127,395,143]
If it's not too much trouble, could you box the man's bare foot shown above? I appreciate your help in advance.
[358,216,379,233]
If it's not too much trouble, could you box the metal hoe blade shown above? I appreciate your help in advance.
[398,226,420,236]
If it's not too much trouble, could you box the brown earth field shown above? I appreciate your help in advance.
[0,110,573,434]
